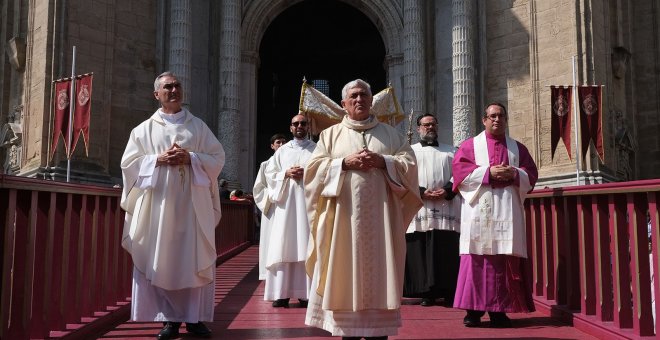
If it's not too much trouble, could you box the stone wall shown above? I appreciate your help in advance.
[43,0,158,182]
[632,0,660,179]
[105,0,158,179]
[2,0,658,185]
[22,1,54,172]
[479,0,658,185]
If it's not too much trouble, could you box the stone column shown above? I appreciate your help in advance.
[240,51,259,189]
[452,0,476,146]
[403,0,426,120]
[218,0,241,181]
[168,0,192,105]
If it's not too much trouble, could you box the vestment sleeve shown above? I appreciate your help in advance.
[121,128,148,212]
[252,160,272,213]
[264,148,288,203]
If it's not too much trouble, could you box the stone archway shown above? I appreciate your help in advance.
[239,0,403,188]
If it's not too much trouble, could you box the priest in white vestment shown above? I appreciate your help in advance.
[253,133,287,280]
[304,79,423,339]
[263,115,316,308]
[452,103,538,328]
[121,72,224,340]
[404,113,461,307]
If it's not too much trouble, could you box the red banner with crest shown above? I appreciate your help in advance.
[550,86,572,160]
[578,86,604,162]
[51,80,72,158]
[72,74,93,156]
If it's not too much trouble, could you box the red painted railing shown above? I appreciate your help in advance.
[0,175,255,339]
[526,179,660,339]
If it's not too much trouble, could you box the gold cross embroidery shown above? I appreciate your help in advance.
[179,164,185,188]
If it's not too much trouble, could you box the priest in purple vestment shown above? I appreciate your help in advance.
[451,102,538,328]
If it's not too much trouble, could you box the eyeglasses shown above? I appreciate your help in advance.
[291,121,308,127]
[419,122,437,128]
[162,82,181,91]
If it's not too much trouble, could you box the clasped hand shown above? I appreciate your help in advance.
[342,149,385,171]
[423,188,447,200]
[157,143,190,166]
[490,162,515,181]
[286,166,304,180]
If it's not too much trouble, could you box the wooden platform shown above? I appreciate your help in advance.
[100,246,597,339]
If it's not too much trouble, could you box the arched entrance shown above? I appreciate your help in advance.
[254,0,387,167]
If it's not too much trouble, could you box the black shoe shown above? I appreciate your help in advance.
[489,312,512,328]
[272,298,290,308]
[157,322,180,340]
[463,310,483,327]
[420,298,435,307]
[185,322,212,337]
[298,299,308,308]
[463,315,481,327]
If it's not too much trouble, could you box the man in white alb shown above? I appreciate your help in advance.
[253,133,287,281]
[263,115,316,308]
[121,72,224,340]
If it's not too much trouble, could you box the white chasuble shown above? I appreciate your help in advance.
[304,115,422,337]
[121,109,225,290]
[457,131,532,258]
[407,143,460,233]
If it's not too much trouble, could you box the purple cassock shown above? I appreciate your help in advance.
[451,131,538,313]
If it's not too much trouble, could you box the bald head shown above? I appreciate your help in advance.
[290,114,309,140]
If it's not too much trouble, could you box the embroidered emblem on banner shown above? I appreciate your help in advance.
[553,93,569,117]
[582,94,597,115]
[78,84,90,106]
[57,89,69,110]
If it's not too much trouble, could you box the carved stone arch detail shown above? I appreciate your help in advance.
[241,0,403,55]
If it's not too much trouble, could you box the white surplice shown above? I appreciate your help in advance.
[263,138,316,300]
[121,108,224,322]
[407,142,460,233]
[457,131,532,258]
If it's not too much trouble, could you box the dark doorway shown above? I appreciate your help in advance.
[256,0,386,166]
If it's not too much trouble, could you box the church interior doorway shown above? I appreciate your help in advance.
[255,0,386,168]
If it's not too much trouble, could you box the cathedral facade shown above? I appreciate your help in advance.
[0,0,658,189]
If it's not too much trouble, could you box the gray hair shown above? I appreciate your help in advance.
[154,71,176,91]
[341,79,372,100]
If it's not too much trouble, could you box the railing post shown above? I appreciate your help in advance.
[541,197,555,300]
[593,195,613,322]
[628,193,653,335]
[649,191,660,335]
[529,198,543,296]
[608,193,633,329]
[577,195,595,314]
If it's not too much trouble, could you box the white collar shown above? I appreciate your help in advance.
[158,109,186,125]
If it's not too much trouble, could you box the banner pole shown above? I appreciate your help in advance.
[572,55,580,185]
[67,46,76,182]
